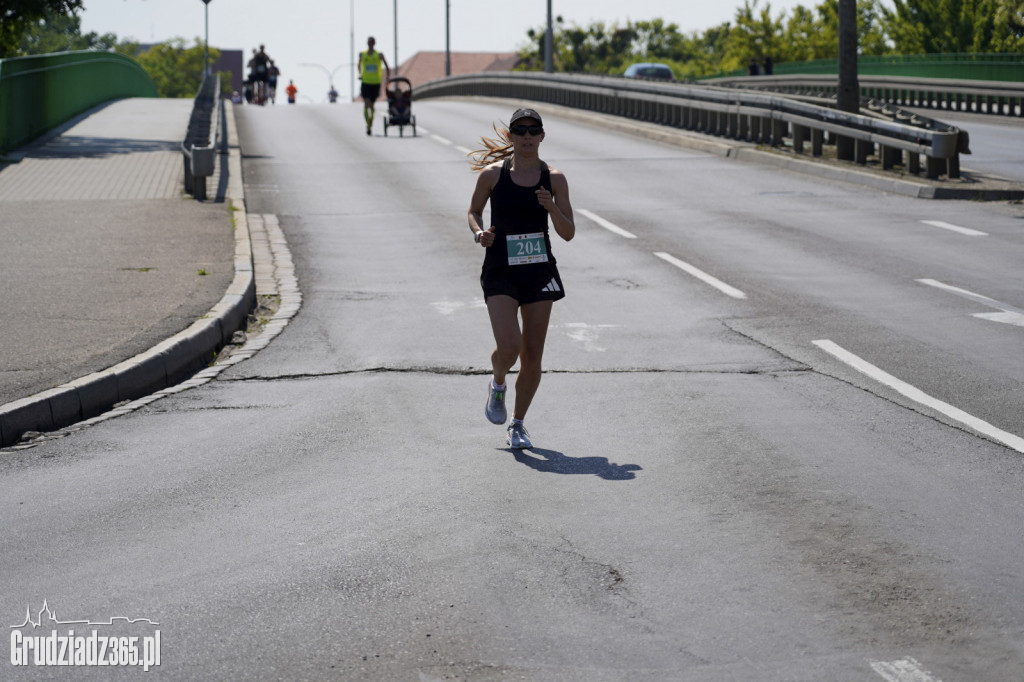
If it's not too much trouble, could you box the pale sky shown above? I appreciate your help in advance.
[79,0,811,94]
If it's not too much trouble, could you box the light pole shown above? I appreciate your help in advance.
[544,0,553,73]
[445,0,450,76]
[202,0,212,76]
[350,0,355,100]
[393,0,399,77]
[299,63,348,100]
[836,0,859,160]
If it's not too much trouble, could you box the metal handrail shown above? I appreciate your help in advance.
[414,71,964,178]
[181,74,221,200]
[703,74,1024,118]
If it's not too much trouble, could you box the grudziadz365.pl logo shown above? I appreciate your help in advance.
[10,600,161,671]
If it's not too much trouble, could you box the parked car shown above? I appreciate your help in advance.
[623,63,673,81]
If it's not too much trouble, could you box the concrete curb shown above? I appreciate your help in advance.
[0,102,254,449]
[463,96,1024,201]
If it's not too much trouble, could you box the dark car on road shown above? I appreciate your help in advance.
[623,63,673,81]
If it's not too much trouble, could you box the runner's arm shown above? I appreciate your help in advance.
[468,167,499,247]
[537,170,575,242]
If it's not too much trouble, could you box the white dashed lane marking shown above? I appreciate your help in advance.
[653,252,747,299]
[578,209,637,239]
[814,339,1024,454]
[921,220,988,236]
[870,657,943,682]
[917,278,1024,326]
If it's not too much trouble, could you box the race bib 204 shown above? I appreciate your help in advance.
[506,232,549,265]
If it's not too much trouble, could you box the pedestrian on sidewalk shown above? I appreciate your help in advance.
[286,80,298,104]
[466,108,576,450]
[357,36,390,135]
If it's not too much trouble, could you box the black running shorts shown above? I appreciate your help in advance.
[360,82,381,101]
[481,263,565,304]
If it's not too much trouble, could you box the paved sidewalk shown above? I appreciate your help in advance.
[0,97,251,446]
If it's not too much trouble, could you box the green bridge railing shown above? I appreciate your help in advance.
[714,53,1024,82]
[0,51,157,154]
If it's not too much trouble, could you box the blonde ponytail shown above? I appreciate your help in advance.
[468,124,513,171]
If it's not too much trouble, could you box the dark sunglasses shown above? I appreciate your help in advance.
[509,124,544,136]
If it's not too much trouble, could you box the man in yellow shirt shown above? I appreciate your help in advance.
[357,36,390,135]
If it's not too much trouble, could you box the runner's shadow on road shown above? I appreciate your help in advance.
[506,447,642,480]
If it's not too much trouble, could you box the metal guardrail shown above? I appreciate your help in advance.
[414,72,964,180]
[181,74,221,200]
[704,74,1024,118]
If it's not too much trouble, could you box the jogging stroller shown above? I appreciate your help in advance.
[383,77,416,137]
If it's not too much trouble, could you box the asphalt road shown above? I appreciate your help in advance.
[924,109,1024,183]
[2,99,1023,681]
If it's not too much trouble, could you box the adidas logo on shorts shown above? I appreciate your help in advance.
[541,278,561,293]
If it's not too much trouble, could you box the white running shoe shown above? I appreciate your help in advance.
[506,422,532,449]
[485,381,507,424]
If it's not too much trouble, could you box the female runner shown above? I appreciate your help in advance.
[467,108,575,448]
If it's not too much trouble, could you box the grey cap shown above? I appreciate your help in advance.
[509,108,542,126]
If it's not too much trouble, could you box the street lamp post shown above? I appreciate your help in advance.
[544,0,553,73]
[299,63,348,101]
[202,0,212,76]
[445,0,450,77]
[836,0,859,160]
[350,0,355,100]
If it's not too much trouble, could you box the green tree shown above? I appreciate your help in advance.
[519,17,698,79]
[513,0,1019,80]
[781,5,833,61]
[1,0,83,57]
[722,0,785,73]
[991,0,1024,50]
[16,9,123,55]
[881,0,1000,52]
[778,0,890,61]
[136,38,221,98]
[682,23,733,78]
[631,18,687,61]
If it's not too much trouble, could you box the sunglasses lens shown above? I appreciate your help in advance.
[511,125,543,136]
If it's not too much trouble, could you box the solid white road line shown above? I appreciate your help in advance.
[917,279,1024,326]
[921,220,988,237]
[814,339,1024,454]
[578,209,638,239]
[870,657,943,682]
[653,252,747,299]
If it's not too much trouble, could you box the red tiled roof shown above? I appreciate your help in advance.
[396,51,521,88]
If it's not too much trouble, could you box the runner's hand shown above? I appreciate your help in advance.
[535,186,554,211]
[479,225,495,246]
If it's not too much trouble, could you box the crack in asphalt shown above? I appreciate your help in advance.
[218,365,813,383]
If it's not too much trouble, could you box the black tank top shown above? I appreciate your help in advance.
[483,159,554,269]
